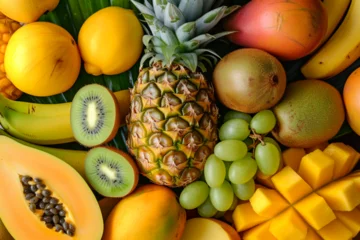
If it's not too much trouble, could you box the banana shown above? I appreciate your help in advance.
[301,0,360,79]
[0,89,130,145]
[320,0,351,45]
[0,129,88,180]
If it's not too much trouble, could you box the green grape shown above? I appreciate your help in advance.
[263,137,282,152]
[224,161,232,181]
[229,195,239,211]
[219,119,250,141]
[210,180,234,211]
[197,197,218,218]
[255,142,281,176]
[214,211,226,219]
[250,110,276,134]
[232,179,256,200]
[214,140,248,161]
[228,156,258,184]
[179,181,209,210]
[224,110,252,123]
[204,154,226,188]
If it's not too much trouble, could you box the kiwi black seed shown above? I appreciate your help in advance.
[19,175,75,237]
[84,146,139,198]
[70,84,121,147]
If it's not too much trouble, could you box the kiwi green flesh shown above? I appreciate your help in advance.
[85,147,137,198]
[70,84,119,147]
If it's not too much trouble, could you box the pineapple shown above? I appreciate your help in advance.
[127,0,239,187]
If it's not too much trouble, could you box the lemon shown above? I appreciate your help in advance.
[78,6,144,76]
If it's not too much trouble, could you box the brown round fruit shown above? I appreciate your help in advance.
[213,48,286,113]
[343,67,360,136]
[272,80,345,148]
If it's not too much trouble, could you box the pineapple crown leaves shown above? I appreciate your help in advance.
[131,0,240,72]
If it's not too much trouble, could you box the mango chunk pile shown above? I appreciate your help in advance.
[233,142,360,240]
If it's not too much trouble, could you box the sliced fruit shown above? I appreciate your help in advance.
[271,166,313,203]
[297,149,334,189]
[305,141,329,153]
[70,84,120,147]
[85,147,139,198]
[180,218,240,240]
[103,184,186,240]
[269,208,308,240]
[317,219,353,240]
[0,218,13,240]
[293,193,336,230]
[304,227,322,240]
[242,221,276,240]
[0,135,103,239]
[281,148,306,171]
[232,202,270,232]
[335,208,360,237]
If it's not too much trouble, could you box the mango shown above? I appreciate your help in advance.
[335,208,360,237]
[232,202,269,232]
[242,222,276,240]
[281,148,306,172]
[305,141,329,153]
[317,219,353,240]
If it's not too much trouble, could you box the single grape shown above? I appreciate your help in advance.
[204,154,226,188]
[232,179,256,200]
[210,180,234,211]
[219,119,250,141]
[197,197,218,218]
[228,156,258,184]
[229,195,239,211]
[250,110,276,134]
[214,211,226,219]
[179,181,209,210]
[255,142,281,176]
[263,137,282,152]
[214,140,248,161]
[224,111,252,123]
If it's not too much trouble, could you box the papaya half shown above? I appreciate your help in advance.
[0,136,103,240]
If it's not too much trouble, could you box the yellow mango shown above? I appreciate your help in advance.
[249,188,289,218]
[304,227,322,240]
[294,193,336,230]
[298,149,334,189]
[282,148,306,171]
[317,219,353,240]
[256,171,275,189]
[317,179,360,211]
[334,208,360,237]
[323,143,358,179]
[269,208,308,240]
[305,141,329,153]
[271,166,313,203]
[242,221,276,240]
[232,202,269,232]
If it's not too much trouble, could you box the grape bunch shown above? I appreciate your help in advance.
[179,109,282,217]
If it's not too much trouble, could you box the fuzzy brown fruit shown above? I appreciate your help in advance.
[213,48,286,113]
[272,80,345,148]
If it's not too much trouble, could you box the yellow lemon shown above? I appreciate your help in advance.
[78,6,144,76]
[0,0,60,23]
[4,22,81,97]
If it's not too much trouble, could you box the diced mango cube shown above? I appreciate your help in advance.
[349,151,360,171]
[269,208,308,240]
[298,149,334,189]
[242,221,276,240]
[250,188,289,218]
[256,171,275,189]
[305,141,329,153]
[316,179,360,211]
[282,148,306,171]
[271,166,313,203]
[294,193,336,230]
[232,202,269,232]
[317,219,353,240]
[335,208,360,237]
[304,227,322,240]
[323,143,358,179]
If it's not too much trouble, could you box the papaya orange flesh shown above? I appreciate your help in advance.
[0,136,103,240]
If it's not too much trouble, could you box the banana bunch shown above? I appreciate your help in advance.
[301,0,358,79]
[0,90,130,145]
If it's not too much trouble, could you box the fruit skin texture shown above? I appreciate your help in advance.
[0,13,22,100]
[103,184,186,240]
[213,48,286,113]
[78,6,143,76]
[4,22,81,97]
[343,67,360,136]
[0,219,13,240]
[180,218,240,240]
[0,0,60,23]
[98,197,121,222]
[0,135,104,240]
[272,80,345,148]
[224,0,327,61]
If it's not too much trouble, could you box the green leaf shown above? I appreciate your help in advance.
[195,6,226,35]
[175,22,196,42]
[153,0,168,20]
[178,0,203,21]
[177,53,198,72]
[164,2,185,31]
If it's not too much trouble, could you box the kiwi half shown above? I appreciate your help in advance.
[85,146,139,198]
[70,84,120,147]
